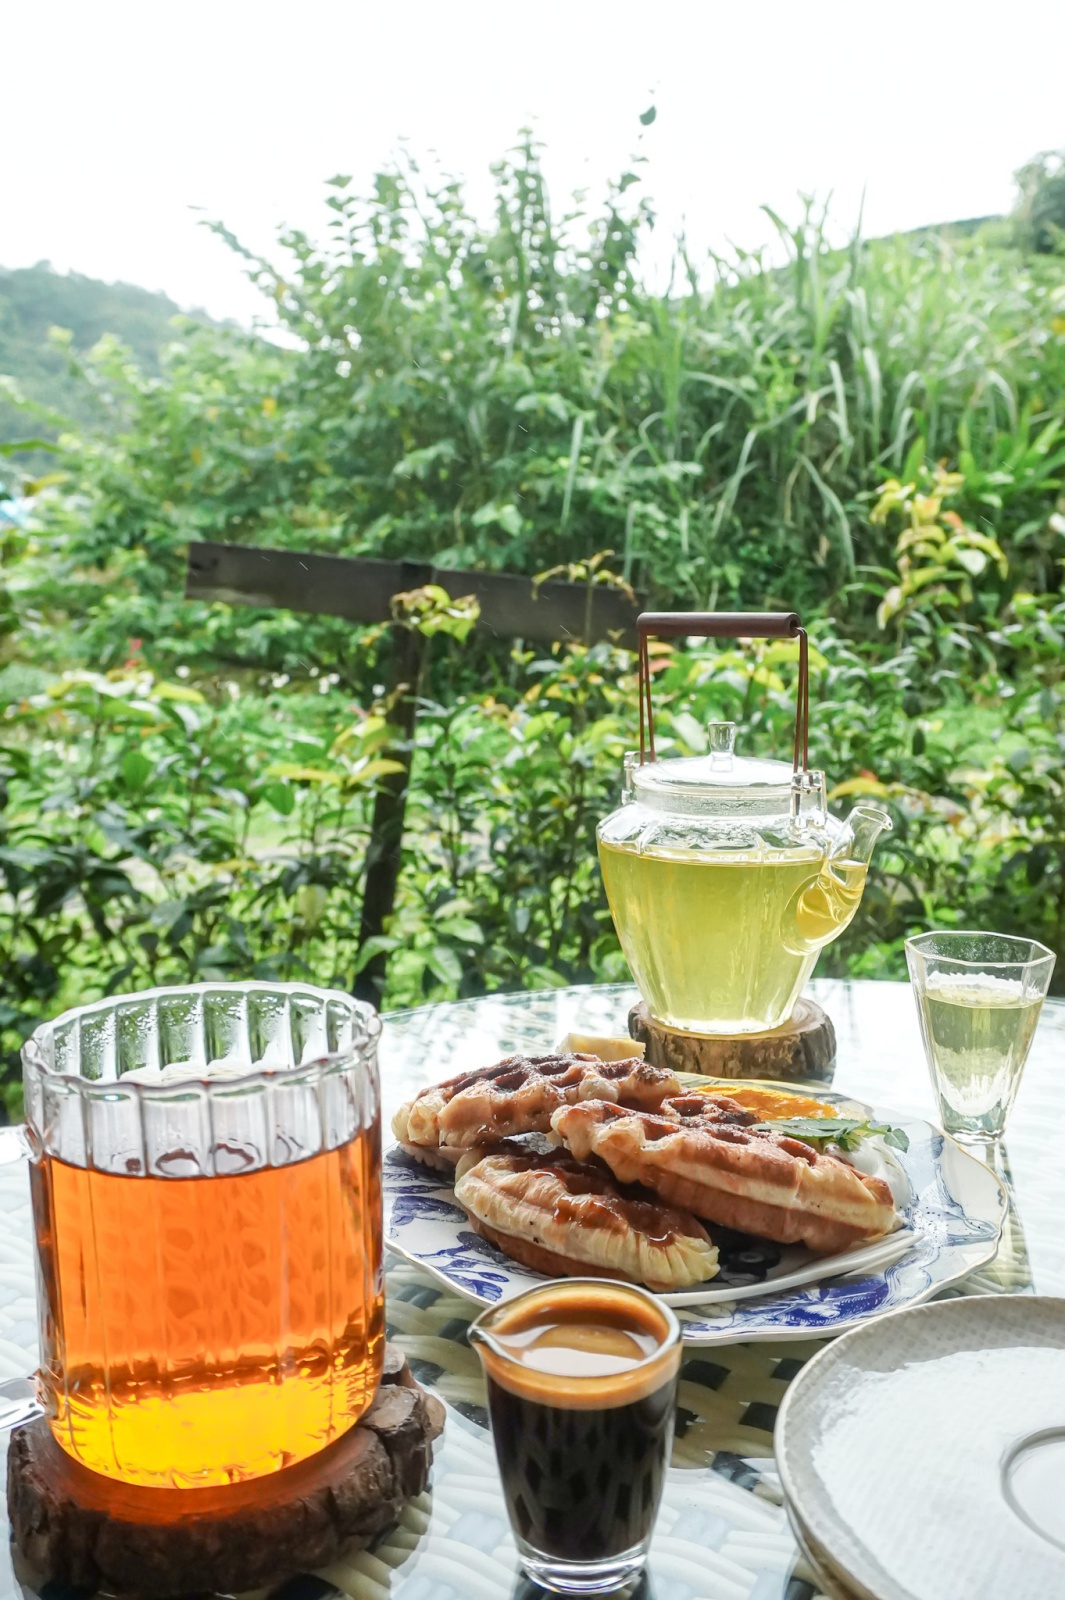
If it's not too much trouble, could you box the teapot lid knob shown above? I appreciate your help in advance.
[708,721,737,767]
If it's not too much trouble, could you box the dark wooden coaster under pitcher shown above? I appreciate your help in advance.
[8,1343,443,1598]
[599,611,891,1081]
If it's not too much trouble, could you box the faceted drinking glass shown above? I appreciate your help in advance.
[22,981,384,1488]
[906,931,1055,1143]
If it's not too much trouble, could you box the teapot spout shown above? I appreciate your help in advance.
[843,804,892,866]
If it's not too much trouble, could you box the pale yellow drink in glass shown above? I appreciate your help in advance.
[906,931,1055,1143]
[598,840,866,1034]
[915,974,1043,1140]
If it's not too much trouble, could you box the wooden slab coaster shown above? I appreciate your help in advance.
[628,994,836,1083]
[7,1343,445,1600]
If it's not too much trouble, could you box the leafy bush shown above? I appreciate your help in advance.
[12,137,1065,667]
[2,134,1065,1116]
[1015,149,1065,254]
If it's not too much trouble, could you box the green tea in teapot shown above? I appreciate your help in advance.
[598,611,891,1037]
[599,839,867,1035]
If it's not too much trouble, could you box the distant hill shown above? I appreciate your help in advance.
[896,214,1008,243]
[0,263,214,448]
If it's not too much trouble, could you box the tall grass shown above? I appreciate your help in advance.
[14,135,1064,673]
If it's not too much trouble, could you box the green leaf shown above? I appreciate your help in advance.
[514,392,570,424]
[266,763,341,784]
[670,711,706,753]
[881,1126,911,1153]
[639,105,657,125]
[756,1117,910,1154]
[153,682,206,705]
[954,546,988,577]
[149,899,188,931]
[262,781,295,815]
[348,758,406,784]
[158,699,201,735]
[352,934,398,975]
[471,500,523,537]
[392,439,457,480]
[426,946,463,986]
[436,915,485,944]
[120,750,152,790]
[0,439,58,456]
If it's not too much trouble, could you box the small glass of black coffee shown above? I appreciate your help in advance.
[469,1279,682,1594]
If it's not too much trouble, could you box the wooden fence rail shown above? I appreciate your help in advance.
[185,541,641,1000]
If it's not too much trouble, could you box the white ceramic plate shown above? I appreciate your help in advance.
[776,1295,1065,1600]
[384,1078,1007,1345]
[789,1508,863,1600]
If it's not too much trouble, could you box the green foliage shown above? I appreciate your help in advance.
[11,136,1065,648]
[1014,149,1065,254]
[2,135,1065,1117]
[0,263,213,446]
[0,663,402,1105]
[871,462,1009,631]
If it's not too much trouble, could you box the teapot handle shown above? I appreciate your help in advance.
[636,611,809,772]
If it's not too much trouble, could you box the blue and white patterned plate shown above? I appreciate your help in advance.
[384,1079,1007,1346]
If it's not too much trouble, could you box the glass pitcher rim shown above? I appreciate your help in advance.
[22,979,381,1095]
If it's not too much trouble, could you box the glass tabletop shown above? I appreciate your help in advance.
[0,977,1061,1600]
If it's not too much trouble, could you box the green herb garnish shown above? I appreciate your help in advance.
[754,1116,909,1154]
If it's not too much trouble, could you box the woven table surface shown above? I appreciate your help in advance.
[0,977,1061,1600]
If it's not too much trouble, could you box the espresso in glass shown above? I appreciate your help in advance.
[469,1279,681,1594]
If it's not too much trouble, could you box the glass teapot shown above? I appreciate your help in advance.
[597,611,891,1036]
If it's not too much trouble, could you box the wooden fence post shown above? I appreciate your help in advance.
[185,541,642,1003]
[353,615,427,1005]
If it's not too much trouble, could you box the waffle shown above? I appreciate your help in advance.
[454,1150,719,1291]
[551,1096,897,1255]
[397,1133,552,1174]
[392,1052,680,1150]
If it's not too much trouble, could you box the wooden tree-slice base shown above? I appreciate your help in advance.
[8,1343,445,1600]
[628,995,836,1083]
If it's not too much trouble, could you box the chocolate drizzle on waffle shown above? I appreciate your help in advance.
[491,1151,707,1244]
[454,1149,719,1291]
[551,1094,898,1256]
[393,1052,681,1150]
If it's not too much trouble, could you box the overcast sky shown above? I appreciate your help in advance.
[4,0,1065,327]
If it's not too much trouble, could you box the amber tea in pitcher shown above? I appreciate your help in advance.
[23,983,384,1489]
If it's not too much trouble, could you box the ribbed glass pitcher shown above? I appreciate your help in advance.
[22,982,383,1489]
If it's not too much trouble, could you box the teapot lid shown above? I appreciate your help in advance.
[631,722,826,820]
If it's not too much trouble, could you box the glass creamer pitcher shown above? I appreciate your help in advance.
[22,982,383,1489]
[598,612,891,1036]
